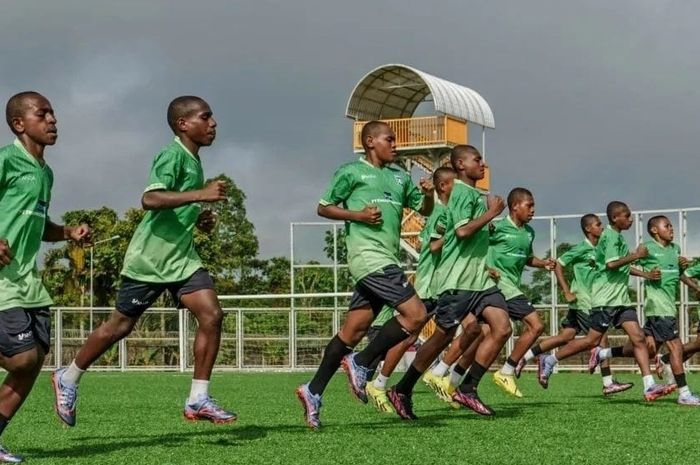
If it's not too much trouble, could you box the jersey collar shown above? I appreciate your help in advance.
[454,178,477,191]
[584,238,595,248]
[174,137,199,161]
[506,214,524,229]
[13,138,44,167]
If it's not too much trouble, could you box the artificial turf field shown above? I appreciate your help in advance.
[7,372,700,465]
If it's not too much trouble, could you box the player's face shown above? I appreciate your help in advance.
[370,129,397,163]
[586,217,604,238]
[460,152,485,180]
[513,197,535,223]
[654,218,674,242]
[13,96,58,146]
[439,176,456,198]
[613,208,633,230]
[182,103,217,147]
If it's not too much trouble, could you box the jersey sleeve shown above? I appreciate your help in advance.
[144,151,181,192]
[403,175,425,211]
[602,233,622,264]
[452,190,477,230]
[557,243,583,267]
[319,165,354,206]
[526,225,535,259]
[685,261,700,278]
[433,210,448,239]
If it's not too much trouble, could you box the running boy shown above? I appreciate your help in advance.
[52,96,236,427]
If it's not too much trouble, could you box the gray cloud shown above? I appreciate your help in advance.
[3,0,700,260]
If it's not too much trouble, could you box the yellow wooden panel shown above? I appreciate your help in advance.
[445,116,467,145]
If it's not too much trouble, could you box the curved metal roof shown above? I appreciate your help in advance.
[345,64,495,129]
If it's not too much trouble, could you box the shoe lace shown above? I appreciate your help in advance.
[58,382,77,409]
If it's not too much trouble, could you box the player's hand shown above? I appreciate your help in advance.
[679,256,690,270]
[358,205,382,225]
[648,268,661,281]
[488,268,500,281]
[0,238,12,268]
[543,258,557,271]
[564,291,577,303]
[419,177,434,196]
[68,224,91,244]
[486,195,506,215]
[635,244,648,259]
[196,210,218,233]
[199,180,228,203]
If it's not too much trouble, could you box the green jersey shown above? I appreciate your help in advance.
[319,157,424,282]
[487,216,535,300]
[557,239,597,312]
[121,138,205,283]
[433,180,494,294]
[591,226,632,308]
[0,140,54,311]
[638,240,680,317]
[414,202,446,299]
[371,306,394,328]
[684,261,700,280]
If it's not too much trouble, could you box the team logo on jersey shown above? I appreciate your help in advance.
[393,174,404,185]
[34,200,47,215]
[361,174,376,181]
[383,191,393,200]
[16,174,36,184]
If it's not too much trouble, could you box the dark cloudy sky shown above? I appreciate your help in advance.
[3,0,700,259]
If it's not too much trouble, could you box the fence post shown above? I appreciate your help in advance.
[179,308,186,373]
[54,308,62,368]
[237,308,243,369]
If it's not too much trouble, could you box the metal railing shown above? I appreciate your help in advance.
[352,115,467,152]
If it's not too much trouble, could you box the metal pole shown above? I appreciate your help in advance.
[289,223,296,369]
[333,224,339,335]
[89,246,94,331]
[55,308,62,368]
[550,218,558,345]
[481,126,486,163]
[635,213,644,325]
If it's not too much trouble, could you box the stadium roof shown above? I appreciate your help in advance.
[345,63,495,129]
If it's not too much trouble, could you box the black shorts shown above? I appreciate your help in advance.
[0,307,51,357]
[434,287,507,330]
[589,306,638,333]
[643,316,679,343]
[116,268,215,318]
[349,265,416,316]
[506,295,536,321]
[561,309,591,334]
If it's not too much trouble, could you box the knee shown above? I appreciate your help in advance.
[628,331,646,347]
[529,320,545,337]
[198,307,224,329]
[105,316,136,341]
[492,324,512,343]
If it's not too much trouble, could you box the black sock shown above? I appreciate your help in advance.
[611,346,625,358]
[354,317,410,367]
[0,414,8,437]
[308,335,352,395]
[394,365,423,395]
[600,366,612,377]
[674,372,687,389]
[459,362,488,393]
[506,357,517,368]
[531,344,543,357]
[453,364,467,377]
[661,353,670,364]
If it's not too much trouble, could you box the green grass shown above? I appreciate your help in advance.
[6,371,700,465]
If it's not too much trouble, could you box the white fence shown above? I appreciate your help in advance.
[46,208,700,373]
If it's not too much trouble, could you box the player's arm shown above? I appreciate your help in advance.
[681,274,700,294]
[43,219,90,243]
[606,244,647,270]
[553,261,576,303]
[142,180,227,210]
[455,195,505,240]
[416,177,434,216]
[317,167,380,224]
[0,238,12,268]
[630,266,660,281]
[527,256,556,270]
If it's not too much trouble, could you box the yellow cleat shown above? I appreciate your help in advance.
[366,383,394,413]
[435,376,461,410]
[493,371,523,398]
[422,371,443,396]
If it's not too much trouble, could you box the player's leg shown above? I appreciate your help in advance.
[495,303,543,397]
[538,326,604,388]
[53,280,155,427]
[619,317,672,401]
[597,333,634,396]
[179,280,236,424]
[453,303,512,416]
[0,308,50,462]
[367,333,417,413]
[522,309,580,375]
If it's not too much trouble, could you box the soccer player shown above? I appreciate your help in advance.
[52,96,236,427]
[387,145,511,419]
[592,215,700,405]
[655,259,700,379]
[296,121,434,430]
[539,201,671,401]
[0,92,90,463]
[365,166,456,413]
[516,214,632,395]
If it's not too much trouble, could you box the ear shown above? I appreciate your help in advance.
[176,117,188,133]
[10,117,24,135]
[364,134,375,149]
